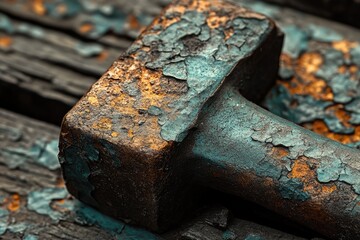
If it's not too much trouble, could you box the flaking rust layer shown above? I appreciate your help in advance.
[59,0,282,232]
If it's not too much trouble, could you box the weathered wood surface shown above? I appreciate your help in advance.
[0,108,317,239]
[264,0,360,28]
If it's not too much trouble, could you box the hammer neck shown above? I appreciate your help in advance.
[188,84,360,238]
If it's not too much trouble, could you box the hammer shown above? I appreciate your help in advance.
[59,0,360,239]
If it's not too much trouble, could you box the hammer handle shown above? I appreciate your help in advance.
[192,84,360,240]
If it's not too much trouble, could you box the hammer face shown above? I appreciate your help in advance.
[59,0,282,232]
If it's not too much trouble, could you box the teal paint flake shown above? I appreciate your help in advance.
[279,177,310,201]
[307,24,343,42]
[0,208,9,235]
[75,43,104,57]
[0,13,14,33]
[74,202,160,238]
[281,25,309,58]
[2,139,60,170]
[117,226,161,240]
[131,9,271,142]
[23,234,38,240]
[27,188,68,221]
[74,203,125,234]
[240,1,280,18]
[32,140,60,170]
[222,230,236,240]
[45,0,83,18]
[8,223,29,234]
[244,234,265,240]
[0,124,22,142]
[17,24,45,39]
[148,106,163,116]
[350,46,360,64]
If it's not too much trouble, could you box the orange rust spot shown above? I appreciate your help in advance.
[56,4,67,15]
[322,185,337,194]
[280,52,333,101]
[280,53,293,66]
[56,199,65,204]
[79,23,94,34]
[298,52,323,74]
[207,11,229,29]
[97,50,109,62]
[127,129,134,138]
[305,120,360,145]
[288,157,337,199]
[0,36,12,48]
[92,117,112,131]
[111,132,119,138]
[88,95,99,107]
[6,193,20,212]
[56,177,65,187]
[289,159,310,179]
[189,0,212,12]
[338,65,347,74]
[224,27,234,41]
[326,104,352,128]
[270,146,289,159]
[128,15,141,30]
[333,40,358,56]
[350,65,358,74]
[32,0,46,16]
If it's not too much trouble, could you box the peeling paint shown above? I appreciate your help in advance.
[27,188,68,221]
[2,139,60,170]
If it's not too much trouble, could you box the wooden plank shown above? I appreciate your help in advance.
[263,0,360,28]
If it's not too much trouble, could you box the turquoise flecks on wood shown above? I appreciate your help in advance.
[0,124,22,141]
[23,234,39,240]
[2,139,60,170]
[222,229,237,240]
[27,188,69,221]
[281,25,309,58]
[128,8,270,142]
[23,187,161,239]
[0,208,9,235]
[244,234,265,240]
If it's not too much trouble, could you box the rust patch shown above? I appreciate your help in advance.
[281,52,333,101]
[270,146,289,159]
[305,120,360,144]
[79,23,94,34]
[288,157,337,199]
[6,193,20,212]
[31,0,46,16]
[0,36,13,48]
[128,15,141,30]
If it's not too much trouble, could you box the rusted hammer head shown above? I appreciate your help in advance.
[59,0,283,232]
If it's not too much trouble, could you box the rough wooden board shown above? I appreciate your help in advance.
[0,11,130,125]
[0,108,316,240]
[263,0,360,28]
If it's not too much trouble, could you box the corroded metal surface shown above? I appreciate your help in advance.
[263,0,360,28]
[59,0,282,233]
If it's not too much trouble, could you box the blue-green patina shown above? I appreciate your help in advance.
[129,9,271,142]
